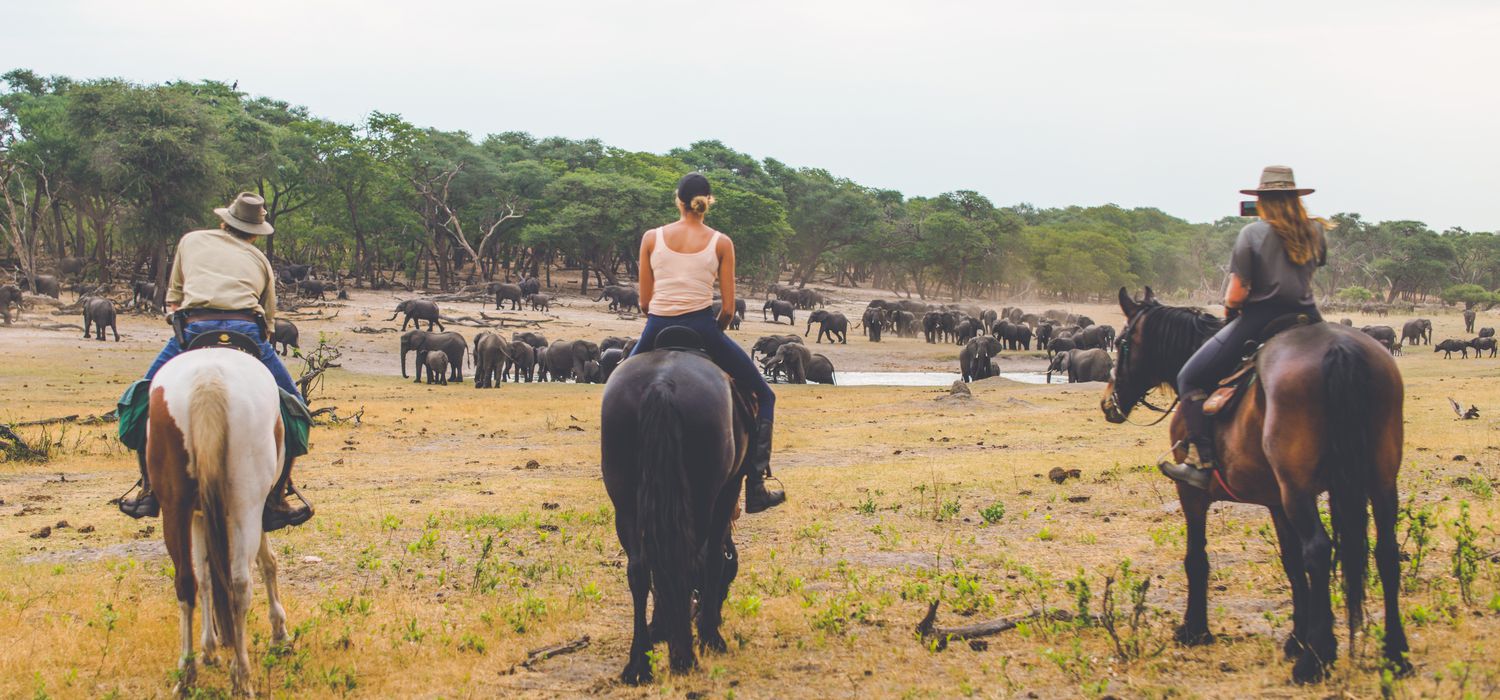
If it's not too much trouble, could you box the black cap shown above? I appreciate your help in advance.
[676,172,712,204]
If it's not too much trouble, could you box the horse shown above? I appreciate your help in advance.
[1100,287,1409,684]
[147,346,289,695]
[600,331,750,684]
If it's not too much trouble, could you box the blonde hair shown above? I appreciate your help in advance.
[682,194,714,216]
[1257,192,1324,265]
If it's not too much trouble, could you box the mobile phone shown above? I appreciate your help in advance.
[1239,200,1258,217]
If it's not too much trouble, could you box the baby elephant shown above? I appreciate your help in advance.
[527,293,552,312]
[81,296,119,341]
[424,352,450,385]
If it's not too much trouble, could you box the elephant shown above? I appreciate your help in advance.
[534,346,550,382]
[131,281,160,312]
[501,340,537,383]
[996,321,1033,350]
[890,310,916,337]
[1047,348,1113,383]
[277,264,311,284]
[297,279,335,300]
[599,347,626,382]
[1400,319,1429,347]
[600,336,634,352]
[1464,309,1477,333]
[806,353,836,385]
[1360,325,1397,350]
[613,289,642,313]
[81,297,119,341]
[1435,339,1468,359]
[1072,325,1111,351]
[1046,336,1076,358]
[488,282,524,310]
[543,339,601,382]
[401,329,467,383]
[1340,318,1354,326]
[1480,327,1496,338]
[59,257,88,278]
[861,307,886,342]
[390,299,444,331]
[519,277,542,297]
[709,299,744,330]
[526,293,552,312]
[473,332,506,388]
[1020,313,1040,327]
[272,319,300,356]
[895,299,930,316]
[424,352,450,385]
[579,359,604,384]
[513,331,549,349]
[1468,337,1498,358]
[22,274,60,298]
[1033,322,1054,348]
[594,285,641,313]
[751,334,802,362]
[922,312,944,343]
[959,336,1004,383]
[1067,314,1095,329]
[0,284,21,325]
[953,319,980,345]
[804,310,849,344]
[771,341,813,383]
[763,299,795,325]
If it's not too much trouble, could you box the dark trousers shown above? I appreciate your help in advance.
[145,320,303,401]
[629,308,775,424]
[1178,302,1317,398]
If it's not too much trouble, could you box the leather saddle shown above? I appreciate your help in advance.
[185,329,264,356]
[1203,311,1322,416]
[654,325,757,427]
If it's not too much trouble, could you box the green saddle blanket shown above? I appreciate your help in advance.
[116,379,310,459]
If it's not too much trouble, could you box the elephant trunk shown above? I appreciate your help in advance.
[401,348,410,378]
[387,311,400,321]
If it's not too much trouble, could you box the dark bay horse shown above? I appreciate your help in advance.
[601,345,749,684]
[1101,287,1409,684]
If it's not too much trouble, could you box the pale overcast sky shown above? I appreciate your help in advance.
[4,0,1497,230]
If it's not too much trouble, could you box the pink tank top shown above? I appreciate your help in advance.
[649,226,721,317]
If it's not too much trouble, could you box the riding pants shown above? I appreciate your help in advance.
[1178,302,1317,400]
[145,320,303,401]
[630,308,775,424]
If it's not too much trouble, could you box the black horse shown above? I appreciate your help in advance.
[601,335,749,684]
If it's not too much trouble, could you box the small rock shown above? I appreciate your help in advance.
[968,639,989,651]
[538,524,560,532]
[31,526,51,539]
[78,524,95,533]
[950,380,971,397]
[302,555,323,564]
[332,458,345,466]
[409,499,422,504]
[1066,495,1090,503]
[525,460,541,470]
[1048,467,1082,484]
[478,490,495,495]
[54,520,69,529]
[1453,454,1467,462]
[542,502,560,510]
[135,525,155,539]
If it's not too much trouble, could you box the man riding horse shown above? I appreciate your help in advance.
[118,192,313,531]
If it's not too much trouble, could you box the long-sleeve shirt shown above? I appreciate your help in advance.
[166,228,277,324]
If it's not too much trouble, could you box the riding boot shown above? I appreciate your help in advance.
[1157,391,1214,491]
[118,449,160,519]
[263,452,313,532]
[743,418,786,513]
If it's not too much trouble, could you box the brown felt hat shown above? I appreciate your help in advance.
[1240,165,1314,196]
[214,192,275,236]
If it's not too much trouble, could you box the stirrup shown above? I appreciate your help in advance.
[263,483,314,531]
[117,479,160,519]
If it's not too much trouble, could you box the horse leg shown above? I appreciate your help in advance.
[164,494,198,693]
[192,516,220,666]
[258,533,289,643]
[1175,485,1215,645]
[619,515,653,684]
[698,482,743,654]
[1372,487,1412,675]
[1270,506,1309,660]
[1283,492,1337,683]
[226,511,261,697]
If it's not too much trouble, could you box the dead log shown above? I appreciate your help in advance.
[915,602,1081,650]
[503,635,591,673]
[352,326,397,334]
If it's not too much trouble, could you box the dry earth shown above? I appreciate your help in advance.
[2,282,1498,699]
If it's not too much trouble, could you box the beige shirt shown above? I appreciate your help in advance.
[166,228,277,324]
[647,227,721,317]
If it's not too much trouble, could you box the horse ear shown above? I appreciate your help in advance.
[1142,286,1156,304]
[1118,287,1138,317]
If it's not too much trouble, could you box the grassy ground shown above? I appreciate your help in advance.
[1,289,1498,699]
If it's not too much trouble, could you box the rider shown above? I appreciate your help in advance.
[118,192,313,530]
[628,173,786,513]
[1159,166,1326,490]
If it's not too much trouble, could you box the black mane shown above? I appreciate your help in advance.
[1136,302,1224,389]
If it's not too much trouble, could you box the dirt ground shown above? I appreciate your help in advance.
[2,282,1498,699]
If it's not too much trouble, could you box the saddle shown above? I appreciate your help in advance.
[184,329,264,356]
[653,325,757,429]
[1203,311,1322,417]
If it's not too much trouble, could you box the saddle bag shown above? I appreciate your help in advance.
[116,380,310,458]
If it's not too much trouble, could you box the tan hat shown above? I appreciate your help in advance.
[1240,165,1314,196]
[214,192,276,236]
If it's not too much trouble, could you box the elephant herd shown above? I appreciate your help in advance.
[749,334,836,384]
[403,328,634,387]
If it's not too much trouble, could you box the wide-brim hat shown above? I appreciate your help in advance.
[1240,165,1314,196]
[214,192,275,236]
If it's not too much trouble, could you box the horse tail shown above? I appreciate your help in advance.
[1321,334,1372,638]
[636,381,698,635]
[191,366,239,653]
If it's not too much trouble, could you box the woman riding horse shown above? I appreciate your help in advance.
[119,192,312,531]
[1161,166,1327,490]
[627,173,785,513]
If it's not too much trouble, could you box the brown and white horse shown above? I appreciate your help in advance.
[147,348,288,695]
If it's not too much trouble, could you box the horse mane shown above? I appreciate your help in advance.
[1137,302,1224,389]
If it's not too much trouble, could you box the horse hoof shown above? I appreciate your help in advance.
[1174,625,1215,646]
[1291,654,1328,685]
[1283,634,1303,660]
[620,661,653,686]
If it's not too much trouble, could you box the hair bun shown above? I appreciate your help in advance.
[689,194,713,215]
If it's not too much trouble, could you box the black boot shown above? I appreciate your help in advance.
[119,450,160,518]
[1157,392,1215,491]
[263,453,313,532]
[743,418,786,514]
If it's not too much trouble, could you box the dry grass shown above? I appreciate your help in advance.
[1,292,1497,698]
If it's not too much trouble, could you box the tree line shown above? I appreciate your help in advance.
[3,69,1497,307]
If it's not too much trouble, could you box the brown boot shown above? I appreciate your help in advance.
[744,418,786,513]
[119,450,160,519]
[263,454,313,532]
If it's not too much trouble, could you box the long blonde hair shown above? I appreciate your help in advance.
[1257,192,1324,265]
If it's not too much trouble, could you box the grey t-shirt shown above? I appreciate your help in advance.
[1230,220,1326,307]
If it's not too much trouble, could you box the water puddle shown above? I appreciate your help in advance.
[835,371,1053,386]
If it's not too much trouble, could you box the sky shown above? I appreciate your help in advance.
[4,0,1498,230]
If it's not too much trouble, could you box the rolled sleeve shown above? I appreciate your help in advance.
[166,245,186,305]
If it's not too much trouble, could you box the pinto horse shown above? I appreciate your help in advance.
[1101,287,1410,684]
[148,347,288,695]
[601,341,749,684]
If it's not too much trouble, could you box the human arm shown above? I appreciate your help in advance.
[716,235,737,331]
[1224,273,1249,321]
[260,261,277,333]
[637,231,655,315]
[166,242,186,311]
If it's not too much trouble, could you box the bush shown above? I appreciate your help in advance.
[1336,285,1376,303]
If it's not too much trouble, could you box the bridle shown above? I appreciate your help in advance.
[1109,305,1179,427]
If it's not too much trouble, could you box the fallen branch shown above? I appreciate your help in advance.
[8,412,117,428]
[506,635,590,673]
[915,602,1081,650]
[310,406,363,425]
[439,314,494,328]
[351,326,397,334]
